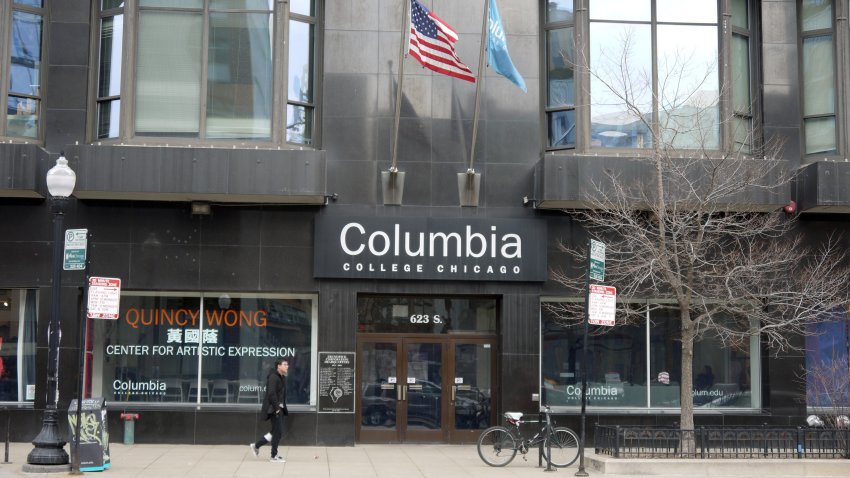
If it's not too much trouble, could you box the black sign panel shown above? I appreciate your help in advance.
[318,352,355,413]
[68,397,111,472]
[314,216,547,281]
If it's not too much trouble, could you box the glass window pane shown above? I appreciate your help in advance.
[140,0,202,7]
[732,115,752,154]
[547,0,573,23]
[803,35,835,116]
[805,313,849,410]
[731,0,748,29]
[548,110,576,148]
[102,0,124,9]
[199,296,313,405]
[541,308,648,408]
[589,0,650,22]
[7,96,38,138]
[290,0,313,16]
[656,0,717,24]
[14,0,42,6]
[657,25,719,149]
[590,22,652,148]
[731,33,751,115]
[361,343,398,429]
[801,0,832,32]
[805,116,836,154]
[97,100,121,139]
[693,333,752,408]
[547,28,574,108]
[357,296,497,334]
[98,15,123,98]
[288,20,313,103]
[287,104,313,144]
[0,290,38,402]
[206,12,273,139]
[136,12,202,136]
[9,12,43,97]
[649,309,681,407]
[211,0,273,9]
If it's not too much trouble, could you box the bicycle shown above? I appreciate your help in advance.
[476,405,580,467]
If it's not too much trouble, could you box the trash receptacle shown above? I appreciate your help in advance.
[68,397,111,472]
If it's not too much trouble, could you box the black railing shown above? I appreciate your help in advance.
[595,425,850,459]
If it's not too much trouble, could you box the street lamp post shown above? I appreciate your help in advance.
[26,153,76,468]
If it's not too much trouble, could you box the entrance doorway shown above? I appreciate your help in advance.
[355,295,498,443]
[356,336,496,443]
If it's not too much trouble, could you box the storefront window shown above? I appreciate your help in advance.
[805,311,849,410]
[0,289,37,402]
[91,292,317,406]
[541,301,759,410]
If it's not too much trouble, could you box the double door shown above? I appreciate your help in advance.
[356,335,496,443]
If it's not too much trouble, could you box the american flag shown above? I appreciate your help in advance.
[408,0,475,83]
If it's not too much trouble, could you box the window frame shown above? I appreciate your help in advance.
[87,0,322,148]
[799,0,840,157]
[542,0,761,155]
[0,0,46,142]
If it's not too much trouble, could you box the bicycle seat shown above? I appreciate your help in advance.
[504,412,523,424]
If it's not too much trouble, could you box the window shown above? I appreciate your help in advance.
[805,311,848,411]
[2,0,45,139]
[0,289,38,403]
[90,292,318,406]
[800,0,836,155]
[541,301,760,410]
[543,0,757,152]
[93,0,318,146]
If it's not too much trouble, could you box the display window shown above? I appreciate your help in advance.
[90,292,317,407]
[0,289,37,403]
[805,311,849,410]
[541,301,760,411]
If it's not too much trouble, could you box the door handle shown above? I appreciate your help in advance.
[452,385,456,402]
[397,384,407,401]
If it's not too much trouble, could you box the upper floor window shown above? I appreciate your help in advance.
[1,0,45,140]
[93,0,318,146]
[544,0,757,153]
[800,0,836,155]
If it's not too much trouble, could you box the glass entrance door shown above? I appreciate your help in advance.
[357,336,496,443]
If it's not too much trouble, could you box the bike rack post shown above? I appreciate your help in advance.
[544,410,555,472]
[2,406,10,464]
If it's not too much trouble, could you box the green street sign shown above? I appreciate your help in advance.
[589,239,605,282]
[64,228,88,270]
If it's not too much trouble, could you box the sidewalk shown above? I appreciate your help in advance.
[0,442,847,478]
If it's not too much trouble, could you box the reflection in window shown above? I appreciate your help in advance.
[91,293,316,406]
[6,7,44,139]
[589,1,719,150]
[0,290,37,402]
[541,302,758,410]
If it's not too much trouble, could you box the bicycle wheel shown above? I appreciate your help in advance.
[544,427,580,467]
[477,426,517,467]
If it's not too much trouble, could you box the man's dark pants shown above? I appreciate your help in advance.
[254,413,283,458]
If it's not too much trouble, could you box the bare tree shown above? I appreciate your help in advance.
[548,31,850,452]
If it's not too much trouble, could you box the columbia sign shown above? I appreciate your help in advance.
[314,216,547,282]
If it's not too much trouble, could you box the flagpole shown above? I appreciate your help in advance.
[391,0,411,173]
[467,0,490,173]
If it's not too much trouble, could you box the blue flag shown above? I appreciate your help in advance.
[487,0,527,92]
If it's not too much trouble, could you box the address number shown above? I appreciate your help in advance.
[410,314,442,324]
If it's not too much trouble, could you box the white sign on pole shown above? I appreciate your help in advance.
[589,239,605,282]
[63,229,88,271]
[87,277,122,320]
[588,284,616,326]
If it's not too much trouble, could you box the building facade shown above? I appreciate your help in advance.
[0,0,848,446]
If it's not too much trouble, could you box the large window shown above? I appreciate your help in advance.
[90,292,318,407]
[1,0,45,139]
[541,301,760,411]
[93,0,318,146]
[0,289,37,403]
[543,0,756,152]
[801,0,836,155]
[805,312,849,411]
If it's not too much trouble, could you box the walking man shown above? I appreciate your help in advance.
[250,359,288,462]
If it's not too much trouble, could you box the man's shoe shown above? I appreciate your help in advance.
[249,443,259,458]
[270,456,286,463]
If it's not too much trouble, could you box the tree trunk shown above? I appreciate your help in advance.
[680,324,696,456]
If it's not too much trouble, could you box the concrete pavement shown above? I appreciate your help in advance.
[0,442,847,478]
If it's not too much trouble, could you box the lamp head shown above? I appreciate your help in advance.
[46,153,76,198]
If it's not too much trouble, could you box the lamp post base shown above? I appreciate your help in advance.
[22,463,72,473]
[26,408,69,466]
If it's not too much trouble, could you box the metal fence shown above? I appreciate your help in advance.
[595,425,850,459]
